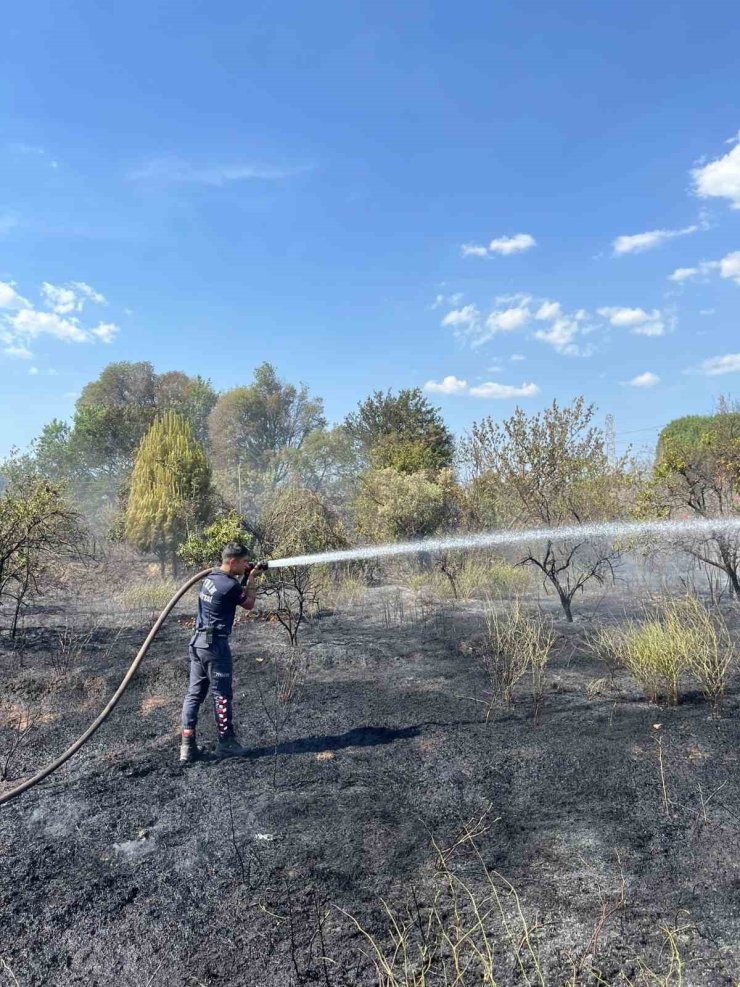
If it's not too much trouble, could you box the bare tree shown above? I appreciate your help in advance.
[262,568,319,646]
[460,398,633,621]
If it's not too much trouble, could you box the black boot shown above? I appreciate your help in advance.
[179,730,213,764]
[216,728,250,758]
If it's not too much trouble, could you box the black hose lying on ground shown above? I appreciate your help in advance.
[0,567,212,808]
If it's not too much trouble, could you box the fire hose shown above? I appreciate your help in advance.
[0,565,256,808]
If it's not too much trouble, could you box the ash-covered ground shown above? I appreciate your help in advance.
[1,582,739,986]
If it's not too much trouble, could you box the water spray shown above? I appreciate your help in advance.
[266,516,740,570]
[3,515,739,807]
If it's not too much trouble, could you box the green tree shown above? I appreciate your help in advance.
[32,419,74,478]
[72,361,159,473]
[208,363,326,510]
[461,398,633,621]
[28,364,219,532]
[642,403,740,597]
[156,371,218,447]
[279,426,360,512]
[71,362,218,473]
[344,388,454,473]
[125,411,213,575]
[0,455,86,635]
[352,468,460,543]
[178,511,256,569]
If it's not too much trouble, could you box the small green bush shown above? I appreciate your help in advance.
[590,596,736,707]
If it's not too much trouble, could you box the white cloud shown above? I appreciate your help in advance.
[486,305,531,334]
[461,233,536,258]
[423,375,469,395]
[696,353,740,376]
[510,353,525,361]
[533,316,581,354]
[41,281,106,314]
[423,376,539,399]
[692,144,740,209]
[0,281,30,310]
[28,366,39,375]
[9,309,90,343]
[440,291,594,356]
[1,277,118,359]
[90,322,119,343]
[612,225,698,255]
[668,266,700,283]
[717,250,740,285]
[532,298,593,356]
[598,306,666,336]
[441,304,480,330]
[632,322,666,337]
[488,233,536,255]
[672,251,740,288]
[628,371,660,388]
[598,306,658,327]
[432,292,463,309]
[129,157,304,185]
[468,381,539,398]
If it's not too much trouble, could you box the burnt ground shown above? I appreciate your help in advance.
[1,586,739,986]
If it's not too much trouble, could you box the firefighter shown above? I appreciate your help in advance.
[179,542,267,762]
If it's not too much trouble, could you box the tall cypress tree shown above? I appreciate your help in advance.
[125,411,212,575]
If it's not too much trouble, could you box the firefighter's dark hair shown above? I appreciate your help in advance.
[221,541,249,561]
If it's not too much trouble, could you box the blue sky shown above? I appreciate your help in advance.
[1,0,739,461]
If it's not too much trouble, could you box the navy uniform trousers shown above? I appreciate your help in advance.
[181,631,234,737]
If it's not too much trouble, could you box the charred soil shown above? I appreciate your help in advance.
[1,589,739,986]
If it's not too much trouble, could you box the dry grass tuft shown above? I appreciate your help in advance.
[589,596,737,708]
[479,599,555,714]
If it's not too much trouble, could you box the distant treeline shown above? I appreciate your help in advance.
[1,362,738,622]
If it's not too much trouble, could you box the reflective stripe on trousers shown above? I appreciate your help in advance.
[181,635,234,736]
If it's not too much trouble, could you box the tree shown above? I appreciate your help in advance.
[208,363,326,510]
[27,364,219,533]
[344,388,454,473]
[124,412,213,575]
[178,511,256,570]
[279,426,360,513]
[642,404,740,597]
[32,419,74,478]
[257,487,347,645]
[352,468,460,543]
[73,361,159,473]
[156,372,218,447]
[71,362,218,473]
[0,455,86,636]
[461,398,633,621]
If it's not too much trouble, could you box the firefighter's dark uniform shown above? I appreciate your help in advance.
[181,568,247,739]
